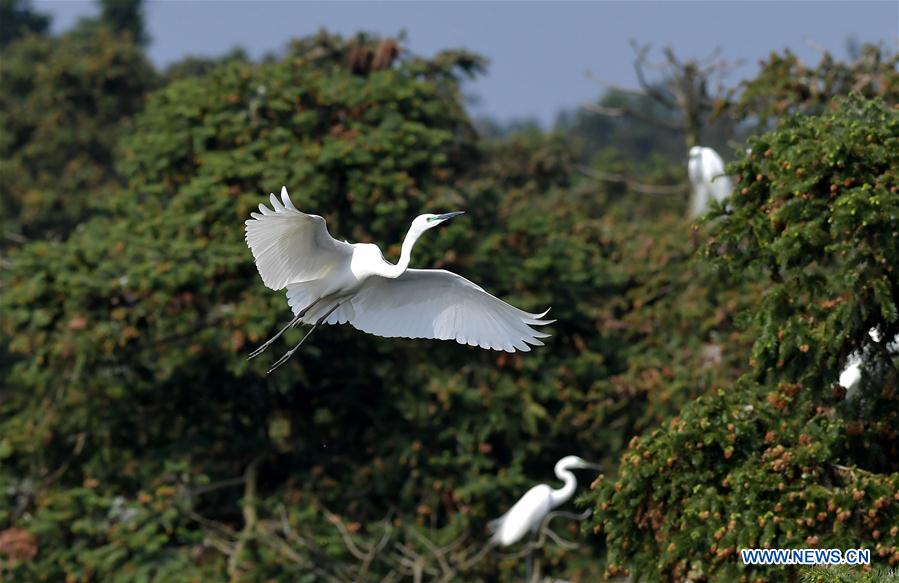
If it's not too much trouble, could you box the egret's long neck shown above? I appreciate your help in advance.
[381,226,424,279]
[549,466,577,508]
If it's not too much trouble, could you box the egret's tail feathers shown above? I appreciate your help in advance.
[487,515,504,534]
[487,515,509,546]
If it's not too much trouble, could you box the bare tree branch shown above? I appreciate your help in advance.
[498,509,592,561]
[407,528,460,580]
[324,508,370,561]
[227,455,263,579]
[357,513,394,582]
[187,475,246,498]
[577,165,688,196]
[585,104,684,131]
[632,40,676,108]
[588,41,740,149]
[585,70,648,98]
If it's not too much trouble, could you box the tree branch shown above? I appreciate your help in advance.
[227,455,262,580]
[632,40,677,108]
[498,508,592,560]
[577,165,688,196]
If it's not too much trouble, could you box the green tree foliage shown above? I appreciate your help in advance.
[98,0,149,46]
[801,565,896,583]
[0,27,157,244]
[0,30,770,579]
[0,0,49,48]
[0,34,513,580]
[2,23,897,582]
[70,0,150,46]
[587,96,899,581]
[556,89,684,167]
[729,43,899,128]
[164,47,250,82]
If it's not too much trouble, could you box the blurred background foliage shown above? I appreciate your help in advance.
[0,1,896,580]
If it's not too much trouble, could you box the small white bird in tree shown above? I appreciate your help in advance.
[489,456,601,580]
[687,146,734,218]
[488,456,602,547]
[245,187,553,373]
[838,328,899,398]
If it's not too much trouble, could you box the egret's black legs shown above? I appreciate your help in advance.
[266,302,342,374]
[525,529,537,583]
[248,314,301,360]
[248,299,319,360]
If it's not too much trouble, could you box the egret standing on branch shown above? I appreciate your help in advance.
[838,328,899,397]
[489,456,602,546]
[489,456,601,580]
[245,187,553,373]
[688,146,733,218]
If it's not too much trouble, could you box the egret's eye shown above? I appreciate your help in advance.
[426,216,438,222]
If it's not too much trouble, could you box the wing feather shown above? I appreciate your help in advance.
[702,148,733,203]
[334,269,552,352]
[245,187,352,290]
[489,484,553,545]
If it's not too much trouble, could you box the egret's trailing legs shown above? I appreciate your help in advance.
[247,314,300,360]
[266,302,343,374]
[525,529,537,583]
[247,299,320,360]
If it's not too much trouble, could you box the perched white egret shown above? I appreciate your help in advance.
[687,146,734,218]
[838,329,899,398]
[245,187,553,372]
[838,354,863,393]
[488,456,601,547]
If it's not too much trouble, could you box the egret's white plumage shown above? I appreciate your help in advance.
[838,355,863,392]
[838,328,899,397]
[488,455,600,546]
[245,187,553,371]
[688,146,733,218]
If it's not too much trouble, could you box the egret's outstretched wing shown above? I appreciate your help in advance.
[245,187,352,290]
[489,484,552,545]
[331,269,553,352]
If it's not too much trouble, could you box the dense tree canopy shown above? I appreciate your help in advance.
[0,11,896,581]
[728,43,899,128]
[0,0,49,49]
[0,26,156,244]
[587,96,899,581]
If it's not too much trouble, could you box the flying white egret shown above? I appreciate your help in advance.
[245,187,553,373]
[488,456,601,547]
[687,146,734,218]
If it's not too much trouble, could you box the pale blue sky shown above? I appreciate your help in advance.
[36,1,899,125]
